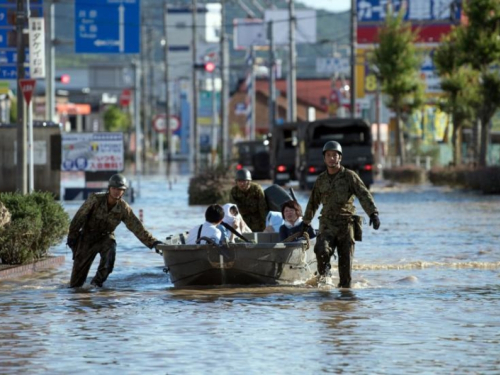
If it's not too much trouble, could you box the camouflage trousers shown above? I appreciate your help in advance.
[314,231,355,288]
[69,236,117,288]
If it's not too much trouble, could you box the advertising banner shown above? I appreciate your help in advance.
[61,132,124,172]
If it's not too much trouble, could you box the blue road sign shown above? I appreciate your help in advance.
[0,2,42,80]
[0,66,29,79]
[0,49,28,64]
[75,0,140,54]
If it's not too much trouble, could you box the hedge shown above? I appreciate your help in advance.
[0,192,70,265]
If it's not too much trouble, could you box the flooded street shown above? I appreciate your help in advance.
[1,166,499,374]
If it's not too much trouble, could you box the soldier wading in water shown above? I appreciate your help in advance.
[67,174,163,288]
[302,141,380,288]
[230,168,267,232]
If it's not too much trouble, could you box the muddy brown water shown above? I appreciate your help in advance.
[1,171,499,374]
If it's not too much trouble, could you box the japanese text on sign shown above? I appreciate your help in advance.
[61,132,124,172]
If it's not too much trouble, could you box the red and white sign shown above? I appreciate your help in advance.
[19,79,37,105]
[120,89,132,107]
[152,114,181,133]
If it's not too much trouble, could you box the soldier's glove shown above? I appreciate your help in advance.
[301,223,311,237]
[152,241,165,253]
[369,213,380,230]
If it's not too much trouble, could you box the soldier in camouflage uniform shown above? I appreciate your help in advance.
[0,201,11,229]
[230,169,268,232]
[303,141,381,288]
[67,174,163,288]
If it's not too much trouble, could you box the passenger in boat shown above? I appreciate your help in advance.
[303,141,380,288]
[66,174,164,288]
[222,203,252,238]
[186,204,226,245]
[279,200,316,241]
[264,211,284,233]
[230,169,268,232]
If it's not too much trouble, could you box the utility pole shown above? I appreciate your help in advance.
[148,27,155,153]
[140,19,149,165]
[45,0,55,122]
[16,0,27,194]
[288,0,297,122]
[191,0,199,174]
[350,0,357,117]
[210,71,218,166]
[220,0,229,165]
[133,61,142,194]
[268,20,276,132]
[163,1,172,174]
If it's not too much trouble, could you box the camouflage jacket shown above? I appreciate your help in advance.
[303,167,378,232]
[68,193,158,248]
[230,183,267,232]
[0,201,11,228]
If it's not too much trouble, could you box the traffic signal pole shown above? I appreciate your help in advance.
[191,0,199,174]
[16,0,27,194]
[163,1,172,176]
[350,0,357,116]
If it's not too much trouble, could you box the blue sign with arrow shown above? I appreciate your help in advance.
[75,0,140,54]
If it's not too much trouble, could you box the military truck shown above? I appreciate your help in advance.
[234,140,271,180]
[270,122,300,186]
[296,118,374,190]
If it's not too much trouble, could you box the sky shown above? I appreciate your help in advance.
[298,0,351,13]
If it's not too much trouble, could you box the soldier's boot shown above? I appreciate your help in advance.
[316,252,331,278]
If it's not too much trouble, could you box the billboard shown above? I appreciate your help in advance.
[357,0,461,44]
[61,132,124,172]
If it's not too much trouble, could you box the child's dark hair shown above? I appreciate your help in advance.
[205,204,225,223]
[281,200,302,218]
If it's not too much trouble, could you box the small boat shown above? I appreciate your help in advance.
[156,232,317,287]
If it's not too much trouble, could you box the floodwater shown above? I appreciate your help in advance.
[1,165,499,374]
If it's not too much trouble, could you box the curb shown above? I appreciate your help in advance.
[0,255,66,281]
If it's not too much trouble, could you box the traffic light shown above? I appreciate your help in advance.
[204,61,216,73]
[193,62,216,73]
[56,74,70,84]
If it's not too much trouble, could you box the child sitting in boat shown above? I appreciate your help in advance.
[186,204,226,245]
[279,200,316,241]
[222,203,252,236]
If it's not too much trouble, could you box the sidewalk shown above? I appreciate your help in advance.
[0,256,65,281]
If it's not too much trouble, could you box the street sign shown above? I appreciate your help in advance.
[0,66,29,79]
[61,132,125,172]
[28,18,45,78]
[19,79,36,104]
[153,114,181,134]
[75,0,140,54]
[119,88,132,106]
[0,1,43,80]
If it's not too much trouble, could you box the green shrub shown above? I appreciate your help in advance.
[428,166,471,187]
[383,166,426,184]
[188,165,234,205]
[0,192,70,265]
[428,166,500,194]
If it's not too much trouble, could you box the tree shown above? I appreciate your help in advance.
[371,11,425,165]
[458,0,500,166]
[434,31,479,165]
[103,105,131,132]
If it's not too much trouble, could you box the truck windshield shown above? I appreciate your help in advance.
[311,126,370,147]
